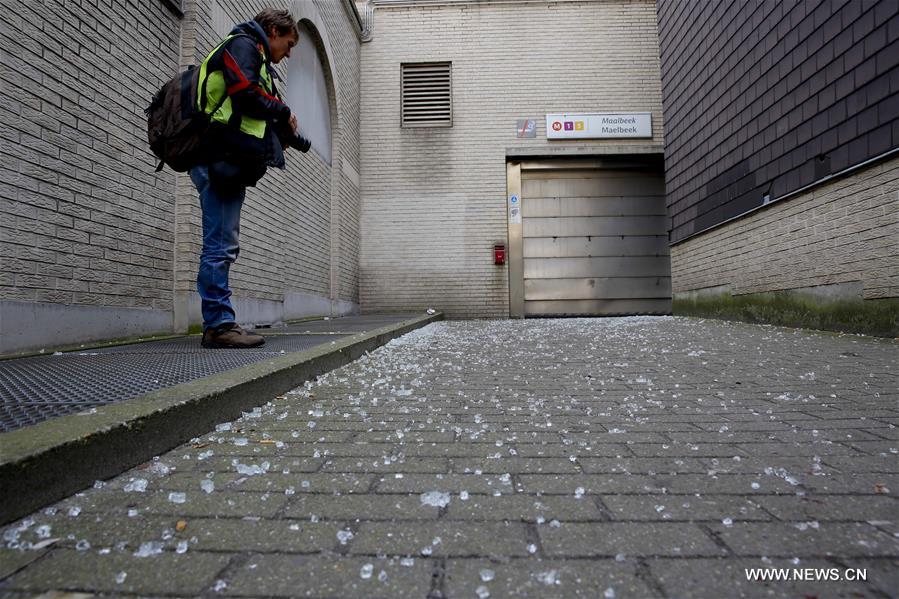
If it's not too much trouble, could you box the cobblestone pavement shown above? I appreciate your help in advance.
[1,317,897,598]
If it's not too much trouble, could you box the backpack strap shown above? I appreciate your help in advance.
[198,33,253,115]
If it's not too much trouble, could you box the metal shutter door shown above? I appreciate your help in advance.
[521,167,671,316]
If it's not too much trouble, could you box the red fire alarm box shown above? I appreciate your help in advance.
[494,243,506,265]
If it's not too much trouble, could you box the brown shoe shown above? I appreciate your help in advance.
[201,322,265,348]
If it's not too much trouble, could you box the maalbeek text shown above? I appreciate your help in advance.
[600,116,638,135]
[601,116,637,125]
[601,126,638,134]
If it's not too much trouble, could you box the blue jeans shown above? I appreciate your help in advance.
[189,165,246,331]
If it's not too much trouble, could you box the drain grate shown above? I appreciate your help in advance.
[0,314,432,433]
[0,335,331,433]
[93,335,349,354]
[0,403,102,431]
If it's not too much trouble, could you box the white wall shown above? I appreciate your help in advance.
[359,0,664,317]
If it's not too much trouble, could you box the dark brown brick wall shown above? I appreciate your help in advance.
[658,0,899,243]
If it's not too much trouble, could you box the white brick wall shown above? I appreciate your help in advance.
[671,156,899,300]
[1,1,181,311]
[359,0,664,317]
[1,0,362,353]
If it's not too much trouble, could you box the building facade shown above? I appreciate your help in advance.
[359,0,668,318]
[0,0,363,354]
[657,0,899,335]
[4,0,895,355]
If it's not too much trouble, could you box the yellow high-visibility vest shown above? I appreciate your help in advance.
[197,35,275,139]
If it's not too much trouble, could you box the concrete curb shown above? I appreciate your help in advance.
[0,312,442,525]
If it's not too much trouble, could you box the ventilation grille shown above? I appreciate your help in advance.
[401,62,452,127]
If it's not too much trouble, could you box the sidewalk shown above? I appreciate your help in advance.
[1,317,897,597]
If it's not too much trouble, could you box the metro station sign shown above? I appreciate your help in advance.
[546,113,652,139]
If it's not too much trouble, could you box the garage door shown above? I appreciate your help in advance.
[520,164,671,316]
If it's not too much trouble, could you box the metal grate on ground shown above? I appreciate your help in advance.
[0,335,340,433]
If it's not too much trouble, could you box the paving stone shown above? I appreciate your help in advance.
[665,432,786,444]
[463,432,562,444]
[701,456,840,475]
[578,457,712,474]
[564,432,670,443]
[781,419,894,431]
[0,549,47,580]
[649,557,877,599]
[0,549,229,595]
[843,441,899,455]
[321,457,449,474]
[224,554,434,597]
[176,438,310,456]
[769,429,887,443]
[628,443,748,457]
[188,518,341,553]
[175,442,309,460]
[452,457,580,474]
[710,522,899,557]
[59,489,290,518]
[515,474,664,494]
[869,428,899,441]
[692,421,796,432]
[624,414,723,424]
[402,443,537,458]
[734,442,861,457]
[122,471,241,491]
[512,443,632,458]
[354,431,456,443]
[601,495,771,522]
[444,495,603,521]
[85,468,198,493]
[227,473,376,494]
[350,522,531,557]
[755,495,899,521]
[296,442,398,457]
[175,454,323,473]
[374,473,510,493]
[539,522,726,557]
[444,558,655,598]
[282,494,440,521]
[4,514,183,552]
[649,473,808,494]
[205,429,356,443]
[838,558,899,597]
[279,421,381,432]
[180,454,324,472]
[797,473,899,495]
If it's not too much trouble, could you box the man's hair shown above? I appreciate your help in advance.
[254,8,299,38]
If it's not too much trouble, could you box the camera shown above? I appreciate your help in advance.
[286,131,311,153]
[274,118,311,153]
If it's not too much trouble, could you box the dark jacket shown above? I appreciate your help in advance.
[201,20,308,186]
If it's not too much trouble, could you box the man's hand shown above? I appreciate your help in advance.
[289,114,298,134]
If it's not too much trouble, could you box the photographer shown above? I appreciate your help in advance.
[189,8,310,349]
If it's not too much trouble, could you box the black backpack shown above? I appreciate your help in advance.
[145,34,248,172]
[145,65,209,173]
